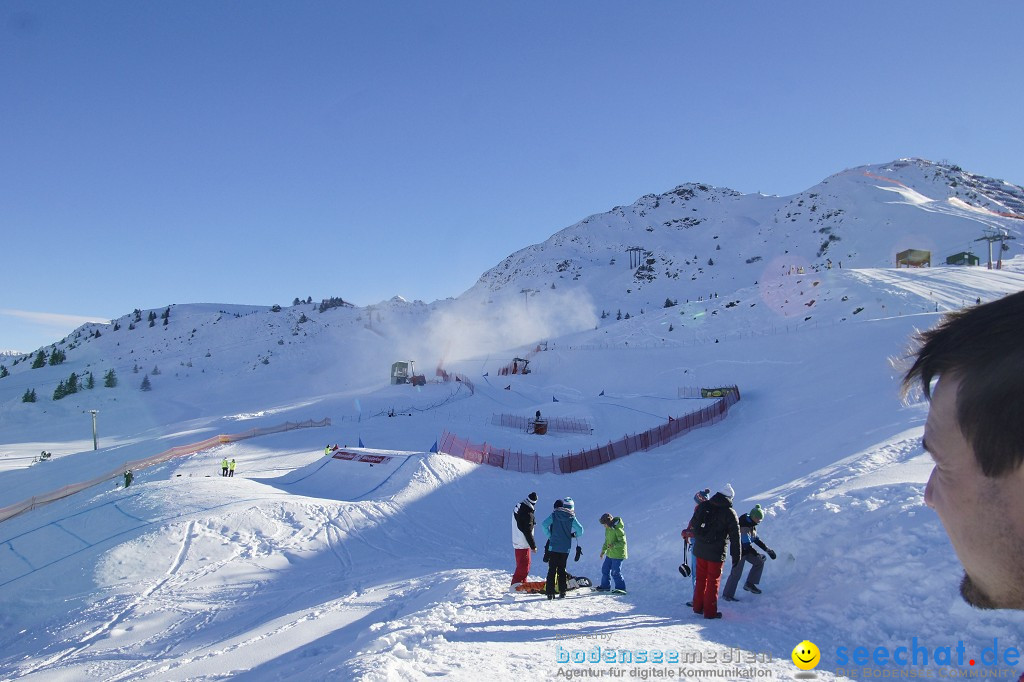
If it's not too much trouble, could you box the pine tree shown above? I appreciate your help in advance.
[104,369,118,387]
[0,365,8,378]
[152,365,161,375]
[32,350,47,369]
[22,388,36,403]
[140,375,152,391]
[53,380,67,401]
[85,372,95,389]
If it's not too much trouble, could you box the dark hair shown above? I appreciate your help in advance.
[902,290,1024,476]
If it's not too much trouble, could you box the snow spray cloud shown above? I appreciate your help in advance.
[408,288,598,367]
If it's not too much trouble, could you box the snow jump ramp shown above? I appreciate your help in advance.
[259,448,421,502]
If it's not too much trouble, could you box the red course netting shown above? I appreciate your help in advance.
[0,418,331,524]
[439,387,739,474]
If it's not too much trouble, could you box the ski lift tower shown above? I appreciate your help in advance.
[974,229,1017,269]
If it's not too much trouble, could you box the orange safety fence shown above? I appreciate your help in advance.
[440,388,739,474]
[0,418,331,524]
[436,367,476,395]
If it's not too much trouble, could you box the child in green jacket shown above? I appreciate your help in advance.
[596,513,627,593]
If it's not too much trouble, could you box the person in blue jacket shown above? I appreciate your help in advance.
[541,497,584,599]
[722,504,777,601]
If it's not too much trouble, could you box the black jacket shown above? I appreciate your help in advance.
[513,498,537,550]
[688,492,741,565]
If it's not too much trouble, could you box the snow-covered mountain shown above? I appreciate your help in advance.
[469,158,1024,314]
[2,159,1024,681]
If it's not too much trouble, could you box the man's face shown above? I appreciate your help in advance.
[922,375,1024,609]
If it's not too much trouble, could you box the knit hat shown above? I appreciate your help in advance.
[599,513,613,525]
[554,499,564,509]
[528,492,538,502]
[750,504,764,522]
[694,488,711,504]
[718,483,735,500]
[562,496,575,510]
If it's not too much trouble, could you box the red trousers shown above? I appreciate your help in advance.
[512,548,532,584]
[692,557,724,618]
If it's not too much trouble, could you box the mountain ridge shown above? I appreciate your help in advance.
[2,157,1022,420]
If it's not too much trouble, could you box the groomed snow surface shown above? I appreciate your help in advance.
[3,265,1024,681]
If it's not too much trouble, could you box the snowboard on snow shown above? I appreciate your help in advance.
[514,574,593,594]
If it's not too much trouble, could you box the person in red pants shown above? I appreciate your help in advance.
[688,483,740,619]
[511,492,538,587]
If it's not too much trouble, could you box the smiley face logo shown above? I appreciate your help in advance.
[792,640,820,671]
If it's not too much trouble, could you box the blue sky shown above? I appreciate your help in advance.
[2,1,1023,353]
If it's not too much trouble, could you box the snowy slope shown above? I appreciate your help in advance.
[2,160,1024,681]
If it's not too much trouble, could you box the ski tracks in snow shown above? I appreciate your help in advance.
[19,520,199,677]
[850,267,1024,314]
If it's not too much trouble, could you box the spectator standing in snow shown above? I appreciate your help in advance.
[511,492,538,587]
[688,483,740,619]
[221,458,229,477]
[722,504,776,601]
[228,459,236,477]
[596,513,627,593]
[124,469,133,488]
[681,488,711,585]
[541,497,584,600]
[902,291,1024,611]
